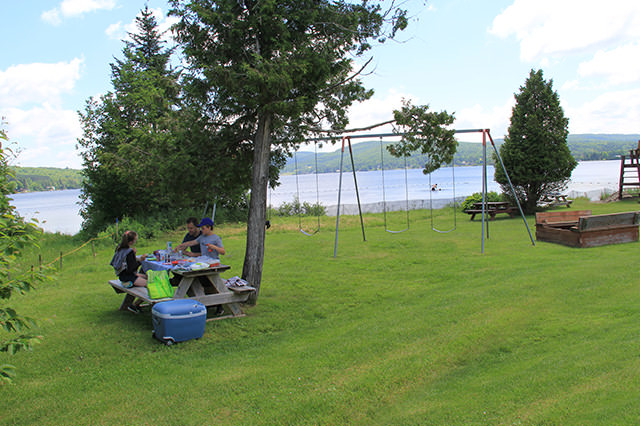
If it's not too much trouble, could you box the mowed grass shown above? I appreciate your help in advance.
[2,198,640,425]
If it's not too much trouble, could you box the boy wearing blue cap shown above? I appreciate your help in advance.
[176,217,225,260]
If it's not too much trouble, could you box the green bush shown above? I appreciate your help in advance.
[461,191,504,211]
[274,196,326,217]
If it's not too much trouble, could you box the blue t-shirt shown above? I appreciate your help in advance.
[196,233,223,260]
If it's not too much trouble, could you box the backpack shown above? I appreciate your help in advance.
[110,248,132,276]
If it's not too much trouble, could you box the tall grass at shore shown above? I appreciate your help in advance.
[2,198,639,425]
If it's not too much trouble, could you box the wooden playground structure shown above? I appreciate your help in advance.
[618,140,640,199]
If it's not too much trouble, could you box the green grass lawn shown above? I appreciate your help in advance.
[2,198,640,425]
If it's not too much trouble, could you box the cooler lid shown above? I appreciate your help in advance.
[152,299,206,318]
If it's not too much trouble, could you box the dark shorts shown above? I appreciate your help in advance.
[119,273,137,284]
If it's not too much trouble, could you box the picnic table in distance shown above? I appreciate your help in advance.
[464,201,516,221]
[539,193,573,208]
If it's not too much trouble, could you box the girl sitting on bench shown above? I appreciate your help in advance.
[110,230,148,313]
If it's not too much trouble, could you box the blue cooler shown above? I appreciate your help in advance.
[152,299,206,345]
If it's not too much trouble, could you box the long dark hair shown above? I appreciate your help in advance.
[117,230,137,251]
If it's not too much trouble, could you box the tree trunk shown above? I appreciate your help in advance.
[242,112,272,304]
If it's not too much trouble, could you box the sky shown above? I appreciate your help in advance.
[1,0,640,168]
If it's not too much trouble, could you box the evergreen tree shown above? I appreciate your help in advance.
[494,69,577,213]
[77,7,184,233]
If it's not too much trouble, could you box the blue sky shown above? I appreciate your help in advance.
[2,0,640,168]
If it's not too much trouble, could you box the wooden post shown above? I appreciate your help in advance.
[60,251,63,269]
[39,254,42,271]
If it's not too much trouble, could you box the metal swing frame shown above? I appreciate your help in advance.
[303,128,534,256]
[380,136,410,233]
[294,142,321,236]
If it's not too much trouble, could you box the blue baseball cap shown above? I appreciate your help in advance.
[197,217,214,227]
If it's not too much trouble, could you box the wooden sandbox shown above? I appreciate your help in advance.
[535,210,640,248]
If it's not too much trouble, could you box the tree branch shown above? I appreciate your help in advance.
[309,119,395,134]
[319,57,374,95]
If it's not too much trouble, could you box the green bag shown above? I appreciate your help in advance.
[147,270,174,299]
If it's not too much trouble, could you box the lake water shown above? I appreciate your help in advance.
[9,160,622,235]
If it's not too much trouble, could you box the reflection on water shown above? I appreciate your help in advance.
[9,160,622,235]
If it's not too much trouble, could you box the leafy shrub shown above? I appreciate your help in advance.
[273,196,326,217]
[461,191,504,211]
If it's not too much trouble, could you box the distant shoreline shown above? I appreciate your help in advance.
[10,187,81,196]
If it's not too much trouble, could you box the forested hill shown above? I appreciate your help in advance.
[8,167,83,193]
[281,133,640,174]
[8,134,640,189]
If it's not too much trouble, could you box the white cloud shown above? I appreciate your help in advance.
[454,99,515,141]
[41,9,62,26]
[105,21,122,39]
[578,42,640,86]
[565,88,640,134]
[60,0,117,17]
[42,0,117,25]
[0,59,85,168]
[2,106,83,168]
[489,0,640,62]
[0,59,83,108]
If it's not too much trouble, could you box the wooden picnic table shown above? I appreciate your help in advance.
[109,258,253,320]
[464,201,516,221]
[539,193,573,208]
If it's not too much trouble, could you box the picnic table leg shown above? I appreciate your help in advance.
[174,276,195,298]
[202,274,244,317]
[119,294,135,311]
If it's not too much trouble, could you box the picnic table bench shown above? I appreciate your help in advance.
[108,262,255,321]
[464,201,516,220]
[535,209,640,247]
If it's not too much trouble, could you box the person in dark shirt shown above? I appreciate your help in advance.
[110,230,147,313]
[182,217,202,257]
[176,217,225,260]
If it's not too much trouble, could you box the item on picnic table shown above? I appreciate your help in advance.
[190,262,210,270]
[226,276,249,288]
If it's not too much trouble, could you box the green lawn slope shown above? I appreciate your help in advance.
[2,198,639,425]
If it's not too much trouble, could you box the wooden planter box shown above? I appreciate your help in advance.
[535,210,640,248]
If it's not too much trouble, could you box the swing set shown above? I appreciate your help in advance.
[287,128,534,256]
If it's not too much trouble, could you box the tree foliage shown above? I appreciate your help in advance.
[390,100,456,173]
[0,124,50,384]
[170,0,411,299]
[77,7,253,235]
[494,69,577,213]
[77,7,184,233]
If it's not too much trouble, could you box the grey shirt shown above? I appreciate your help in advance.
[196,233,224,260]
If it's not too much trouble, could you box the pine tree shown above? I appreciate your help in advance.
[77,7,183,233]
[494,69,577,213]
